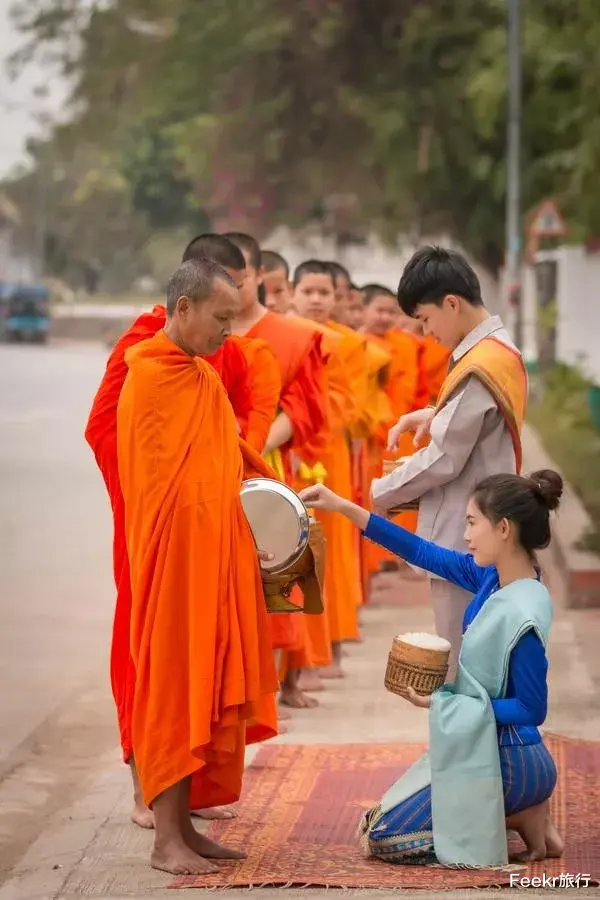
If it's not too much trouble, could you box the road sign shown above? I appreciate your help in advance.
[528,199,567,238]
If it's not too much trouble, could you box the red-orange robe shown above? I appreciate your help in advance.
[293,319,362,644]
[85,307,254,763]
[246,311,329,663]
[118,331,278,808]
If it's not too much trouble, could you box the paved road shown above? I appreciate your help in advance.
[0,342,114,772]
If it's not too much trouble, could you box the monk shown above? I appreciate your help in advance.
[325,260,352,325]
[224,232,330,709]
[184,238,281,454]
[347,284,366,331]
[85,235,268,830]
[262,250,294,314]
[360,284,428,580]
[291,260,362,676]
[117,258,278,875]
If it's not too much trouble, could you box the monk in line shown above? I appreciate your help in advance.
[85,235,266,830]
[291,261,362,676]
[262,249,294,314]
[360,284,429,582]
[394,306,450,403]
[118,258,278,875]
[224,232,331,709]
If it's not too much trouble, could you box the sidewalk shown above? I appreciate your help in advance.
[1,548,598,900]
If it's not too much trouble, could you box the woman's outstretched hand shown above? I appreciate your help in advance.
[299,484,345,513]
[403,686,432,708]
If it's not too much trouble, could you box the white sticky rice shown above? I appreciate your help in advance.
[395,632,451,651]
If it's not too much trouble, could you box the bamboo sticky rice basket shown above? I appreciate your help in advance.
[384,632,451,697]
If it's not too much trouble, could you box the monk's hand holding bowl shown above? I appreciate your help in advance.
[258,550,275,562]
[404,686,432,709]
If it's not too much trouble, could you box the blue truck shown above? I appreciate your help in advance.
[0,283,51,343]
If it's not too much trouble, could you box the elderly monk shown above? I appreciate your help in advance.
[117,258,278,875]
[85,235,263,830]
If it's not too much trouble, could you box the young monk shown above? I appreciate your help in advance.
[224,232,330,709]
[360,284,429,582]
[85,234,265,830]
[375,247,528,679]
[347,284,366,331]
[262,250,294,314]
[325,260,352,326]
[118,258,279,875]
[291,261,362,676]
[183,237,281,454]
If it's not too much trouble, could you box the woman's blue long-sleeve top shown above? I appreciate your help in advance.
[364,514,548,747]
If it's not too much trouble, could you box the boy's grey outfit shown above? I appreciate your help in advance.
[371,316,524,678]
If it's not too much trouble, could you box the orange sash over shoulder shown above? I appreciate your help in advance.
[437,336,528,472]
[118,330,278,809]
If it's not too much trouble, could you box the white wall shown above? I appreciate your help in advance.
[554,245,600,383]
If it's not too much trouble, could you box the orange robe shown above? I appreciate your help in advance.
[85,307,253,763]
[294,320,362,643]
[118,331,278,808]
[246,311,329,662]
[357,339,394,594]
[421,334,450,403]
[233,336,281,453]
[363,328,428,572]
[326,321,369,610]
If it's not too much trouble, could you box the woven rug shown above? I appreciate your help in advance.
[172,734,600,890]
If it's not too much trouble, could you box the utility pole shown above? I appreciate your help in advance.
[506,0,522,348]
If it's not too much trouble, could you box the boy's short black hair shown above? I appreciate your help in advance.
[223,232,262,270]
[325,261,351,285]
[181,233,245,271]
[362,283,396,306]
[293,260,335,288]
[397,246,483,317]
[262,250,289,278]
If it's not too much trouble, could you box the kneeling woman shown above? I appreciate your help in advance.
[300,471,564,868]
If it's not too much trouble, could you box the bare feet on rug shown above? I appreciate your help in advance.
[151,838,219,876]
[279,684,319,708]
[297,669,325,692]
[545,817,564,858]
[190,806,237,821]
[319,663,345,679]
[507,800,562,861]
[182,818,246,859]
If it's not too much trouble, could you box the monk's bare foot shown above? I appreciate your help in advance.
[319,664,345,679]
[131,800,155,830]
[183,820,246,860]
[191,806,237,821]
[279,685,319,708]
[278,705,293,720]
[151,839,219,876]
[545,818,564,858]
[297,670,325,692]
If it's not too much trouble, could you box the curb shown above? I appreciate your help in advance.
[523,425,600,609]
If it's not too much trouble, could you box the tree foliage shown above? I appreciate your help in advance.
[4,0,600,287]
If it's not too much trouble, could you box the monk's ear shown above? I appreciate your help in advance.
[176,295,192,316]
[257,265,265,286]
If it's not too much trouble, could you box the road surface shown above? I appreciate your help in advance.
[0,342,114,773]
